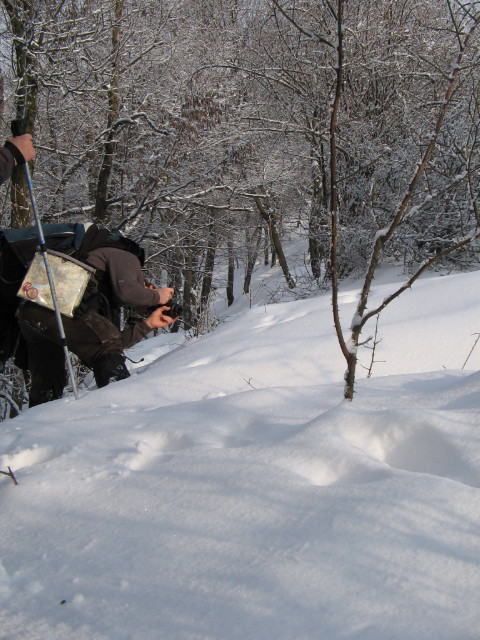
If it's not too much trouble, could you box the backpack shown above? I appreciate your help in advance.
[0,222,145,367]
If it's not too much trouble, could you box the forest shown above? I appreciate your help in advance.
[0,0,479,408]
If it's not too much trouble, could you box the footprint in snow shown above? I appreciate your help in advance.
[113,432,194,471]
[0,444,70,473]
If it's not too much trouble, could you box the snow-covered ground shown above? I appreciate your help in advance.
[1,262,480,639]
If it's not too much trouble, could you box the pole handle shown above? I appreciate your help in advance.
[11,119,26,137]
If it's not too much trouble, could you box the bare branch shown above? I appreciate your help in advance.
[271,0,335,48]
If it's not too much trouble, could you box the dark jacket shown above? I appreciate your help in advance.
[84,246,159,308]
[81,246,161,351]
[0,148,15,186]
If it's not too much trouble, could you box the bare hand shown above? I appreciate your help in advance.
[157,287,174,305]
[144,305,178,330]
[8,134,35,163]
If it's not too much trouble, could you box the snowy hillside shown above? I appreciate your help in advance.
[1,265,480,640]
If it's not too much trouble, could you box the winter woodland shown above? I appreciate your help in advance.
[0,0,479,413]
[1,6,480,636]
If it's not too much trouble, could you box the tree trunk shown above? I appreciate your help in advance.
[200,214,216,309]
[243,225,262,294]
[182,252,195,332]
[329,0,352,397]
[0,75,3,125]
[253,191,295,289]
[308,213,322,279]
[167,263,183,334]
[94,0,123,223]
[309,142,328,279]
[264,227,269,266]
[3,0,38,228]
[227,236,235,307]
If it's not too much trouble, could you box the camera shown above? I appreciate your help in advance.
[147,300,183,318]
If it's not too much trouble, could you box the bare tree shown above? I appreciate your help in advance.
[341,4,480,399]
[246,0,479,397]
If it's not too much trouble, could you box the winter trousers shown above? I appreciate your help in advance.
[18,302,130,407]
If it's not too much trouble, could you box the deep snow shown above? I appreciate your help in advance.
[1,264,480,639]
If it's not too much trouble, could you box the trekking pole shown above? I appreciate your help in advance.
[11,119,79,400]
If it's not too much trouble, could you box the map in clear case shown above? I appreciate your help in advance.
[17,251,94,317]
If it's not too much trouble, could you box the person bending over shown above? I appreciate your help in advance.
[18,245,178,406]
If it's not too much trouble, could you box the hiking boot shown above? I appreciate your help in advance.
[93,353,130,388]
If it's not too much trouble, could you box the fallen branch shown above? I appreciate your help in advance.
[0,467,18,485]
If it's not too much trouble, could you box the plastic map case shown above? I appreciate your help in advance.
[17,251,94,317]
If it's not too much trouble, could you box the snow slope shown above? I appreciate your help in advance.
[1,267,480,639]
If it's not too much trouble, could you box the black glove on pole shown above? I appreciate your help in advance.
[11,119,79,401]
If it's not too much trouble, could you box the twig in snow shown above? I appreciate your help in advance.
[0,466,18,485]
[243,378,257,390]
[462,332,480,370]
